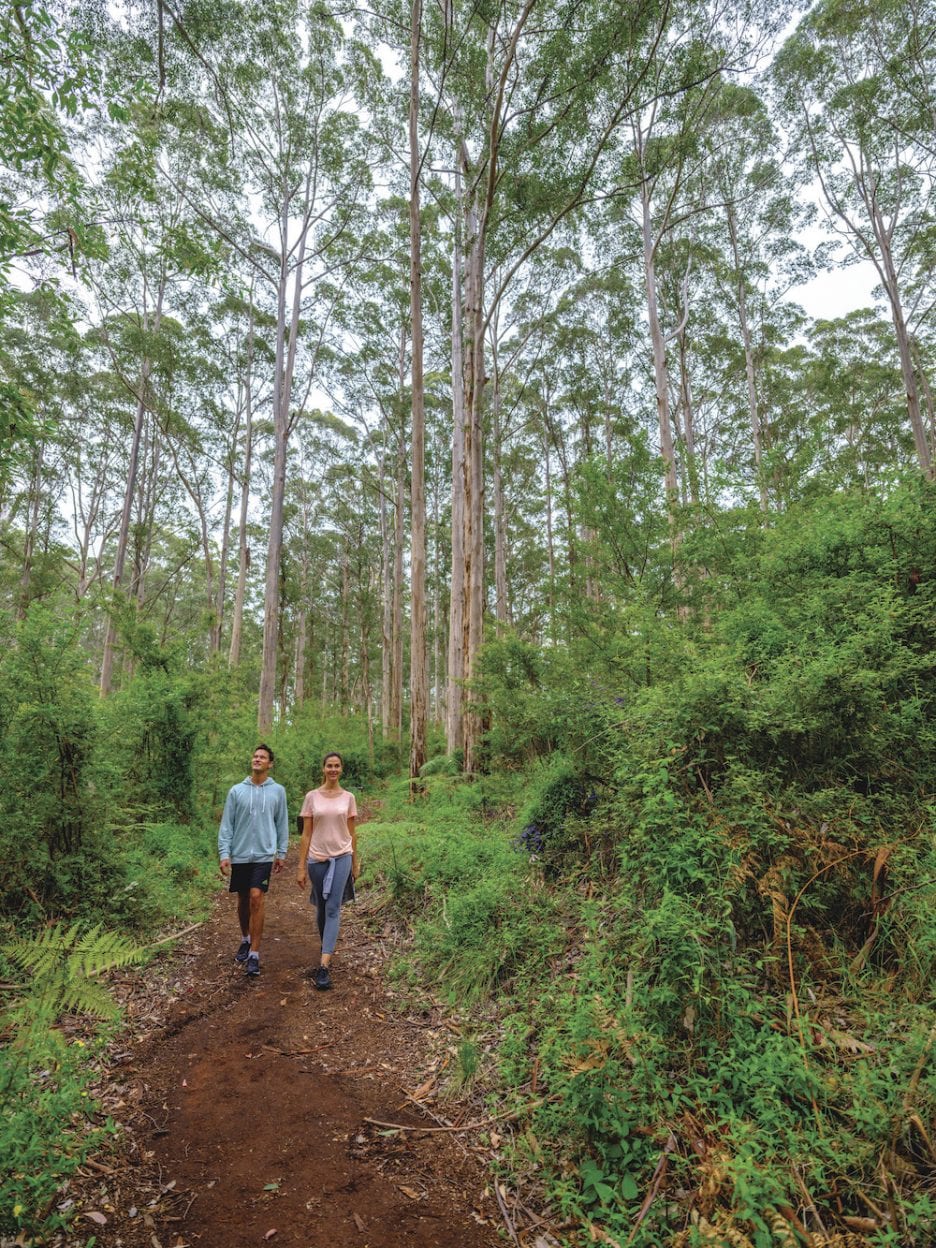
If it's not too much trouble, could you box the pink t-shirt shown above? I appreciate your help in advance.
[300,788,357,861]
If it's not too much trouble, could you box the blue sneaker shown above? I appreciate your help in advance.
[313,965,332,991]
[235,938,251,964]
[245,953,260,978]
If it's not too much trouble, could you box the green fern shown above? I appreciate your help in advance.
[3,921,144,1023]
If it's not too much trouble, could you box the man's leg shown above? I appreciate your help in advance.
[237,891,250,939]
[248,887,266,952]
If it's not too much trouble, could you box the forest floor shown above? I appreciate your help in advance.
[51,846,506,1248]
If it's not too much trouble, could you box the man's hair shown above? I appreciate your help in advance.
[254,743,275,764]
[322,751,343,767]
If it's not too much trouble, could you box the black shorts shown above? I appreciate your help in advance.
[229,861,273,894]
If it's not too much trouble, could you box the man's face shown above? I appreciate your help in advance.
[252,749,272,773]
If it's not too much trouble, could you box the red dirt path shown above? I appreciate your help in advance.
[86,849,503,1248]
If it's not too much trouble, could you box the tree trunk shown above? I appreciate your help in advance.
[391,447,405,740]
[100,271,165,695]
[340,540,351,706]
[492,366,509,633]
[408,0,428,779]
[543,419,556,644]
[213,393,240,655]
[228,308,254,668]
[380,449,392,733]
[462,187,486,773]
[258,190,311,732]
[870,199,933,477]
[446,117,467,756]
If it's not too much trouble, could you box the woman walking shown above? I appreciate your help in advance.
[297,752,359,990]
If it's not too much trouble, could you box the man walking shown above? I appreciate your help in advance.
[219,744,288,978]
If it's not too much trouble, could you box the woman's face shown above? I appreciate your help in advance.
[322,755,343,784]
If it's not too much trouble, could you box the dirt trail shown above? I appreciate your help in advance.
[88,849,502,1248]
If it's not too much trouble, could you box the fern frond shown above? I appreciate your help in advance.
[73,924,143,976]
[2,921,144,1022]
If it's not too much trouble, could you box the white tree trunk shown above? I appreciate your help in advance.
[408,0,428,779]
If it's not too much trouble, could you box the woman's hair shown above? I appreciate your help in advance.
[322,751,343,767]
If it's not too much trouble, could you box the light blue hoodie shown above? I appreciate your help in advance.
[218,776,289,864]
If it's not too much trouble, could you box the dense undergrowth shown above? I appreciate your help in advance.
[364,483,936,1248]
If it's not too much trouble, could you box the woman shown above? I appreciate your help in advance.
[296,752,359,990]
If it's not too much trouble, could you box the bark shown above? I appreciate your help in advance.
[258,177,313,732]
[340,540,351,706]
[491,355,509,633]
[228,306,254,667]
[676,326,699,506]
[446,112,467,755]
[408,0,428,780]
[391,445,405,740]
[432,477,442,725]
[869,196,932,477]
[213,394,240,655]
[294,608,307,706]
[462,168,486,773]
[379,450,392,733]
[543,419,556,644]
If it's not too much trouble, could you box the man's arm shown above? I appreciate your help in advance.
[273,787,289,871]
[218,788,236,873]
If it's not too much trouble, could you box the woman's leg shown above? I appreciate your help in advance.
[319,854,353,963]
[308,862,328,942]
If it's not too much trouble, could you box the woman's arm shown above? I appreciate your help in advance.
[296,814,313,886]
[349,815,359,879]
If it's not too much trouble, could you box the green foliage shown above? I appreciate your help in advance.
[0,922,142,1240]
[3,921,143,1027]
[0,605,120,919]
[99,665,198,824]
[116,821,219,929]
[418,751,462,777]
[368,480,936,1243]
[0,1031,106,1240]
[365,774,564,1003]
[513,752,605,877]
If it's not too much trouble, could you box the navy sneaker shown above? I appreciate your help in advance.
[313,965,332,991]
[235,937,251,964]
[245,953,260,978]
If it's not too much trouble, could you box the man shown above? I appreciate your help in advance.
[218,744,288,978]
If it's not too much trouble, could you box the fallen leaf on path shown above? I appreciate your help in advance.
[280,998,288,1006]
[352,1212,366,1231]
[398,1185,422,1200]
[588,1223,623,1248]
[264,1230,278,1240]
[81,1211,108,1225]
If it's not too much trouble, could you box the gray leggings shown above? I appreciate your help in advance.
[308,854,353,956]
